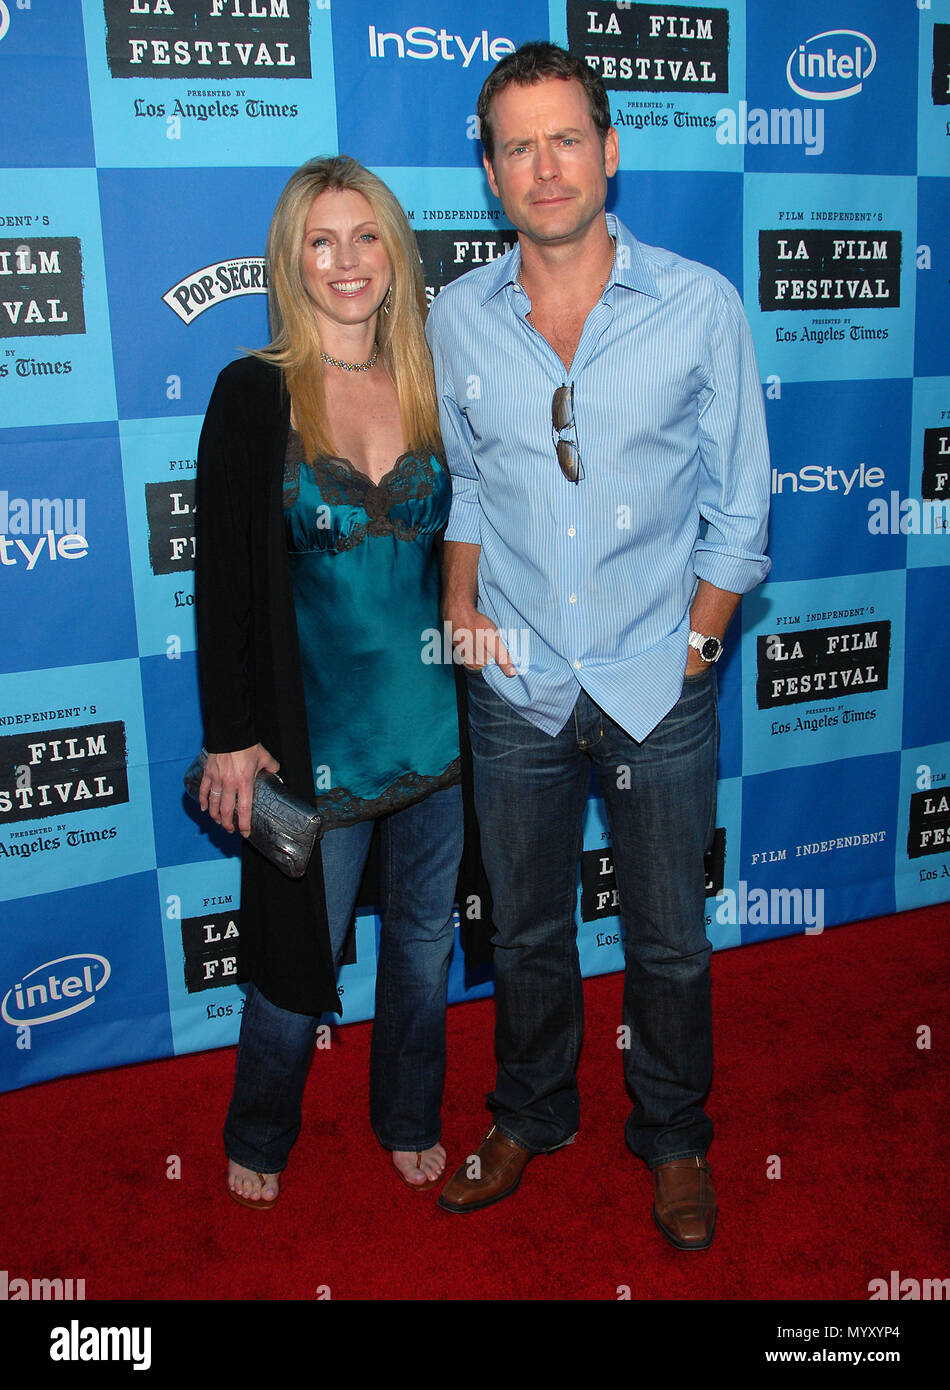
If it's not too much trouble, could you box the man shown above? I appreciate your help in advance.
[426,42,770,1250]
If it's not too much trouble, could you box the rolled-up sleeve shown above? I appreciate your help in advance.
[693,286,772,594]
[426,308,481,546]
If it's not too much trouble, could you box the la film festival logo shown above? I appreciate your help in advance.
[0,722,130,825]
[0,238,86,337]
[180,905,242,993]
[758,230,901,313]
[103,0,312,79]
[756,620,891,711]
[415,230,517,302]
[567,2,730,92]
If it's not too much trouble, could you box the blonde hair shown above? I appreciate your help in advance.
[253,155,440,462]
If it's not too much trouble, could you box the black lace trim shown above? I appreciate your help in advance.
[314,758,461,830]
[283,430,442,543]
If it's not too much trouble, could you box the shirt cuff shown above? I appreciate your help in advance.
[694,547,772,594]
[445,495,481,545]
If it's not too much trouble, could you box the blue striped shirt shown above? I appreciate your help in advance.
[426,214,771,741]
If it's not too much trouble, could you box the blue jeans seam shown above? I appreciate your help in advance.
[647,1149,708,1170]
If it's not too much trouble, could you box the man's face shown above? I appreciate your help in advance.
[483,76,619,250]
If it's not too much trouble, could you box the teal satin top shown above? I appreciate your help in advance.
[283,431,460,828]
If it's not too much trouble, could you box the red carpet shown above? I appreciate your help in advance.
[2,905,947,1303]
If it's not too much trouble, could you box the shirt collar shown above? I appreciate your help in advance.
[478,212,660,304]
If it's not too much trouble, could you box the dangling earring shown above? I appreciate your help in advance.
[382,283,393,315]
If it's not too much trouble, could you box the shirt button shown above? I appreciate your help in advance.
[568,527,576,537]
[573,660,582,670]
[569,594,577,604]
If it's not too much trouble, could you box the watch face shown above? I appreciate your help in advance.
[701,637,721,661]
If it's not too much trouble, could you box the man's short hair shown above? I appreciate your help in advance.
[477,41,612,163]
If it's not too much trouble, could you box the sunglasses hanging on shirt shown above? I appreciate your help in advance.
[552,382,584,484]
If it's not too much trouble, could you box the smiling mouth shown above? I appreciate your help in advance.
[330,279,370,294]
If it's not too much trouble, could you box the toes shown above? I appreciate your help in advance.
[392,1152,428,1185]
[393,1145,446,1183]
[418,1146,446,1180]
[228,1161,279,1202]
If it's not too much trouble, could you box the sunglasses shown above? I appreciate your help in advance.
[552,383,584,483]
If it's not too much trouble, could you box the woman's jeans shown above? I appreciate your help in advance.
[224,782,463,1172]
[466,669,718,1170]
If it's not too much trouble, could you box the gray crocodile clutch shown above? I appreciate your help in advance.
[184,748,323,879]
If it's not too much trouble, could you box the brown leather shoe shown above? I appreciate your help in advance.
[652,1157,717,1250]
[437,1125,533,1213]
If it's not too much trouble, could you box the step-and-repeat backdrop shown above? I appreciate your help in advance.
[1,1,948,1092]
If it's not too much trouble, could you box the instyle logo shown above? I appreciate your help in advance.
[103,0,311,80]
[771,462,884,496]
[367,25,515,67]
[1,954,111,1026]
[162,257,267,322]
[786,30,876,102]
[0,492,89,570]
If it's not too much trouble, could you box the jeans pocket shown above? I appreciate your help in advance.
[683,664,714,683]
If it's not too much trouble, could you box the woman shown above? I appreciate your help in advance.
[194,156,463,1207]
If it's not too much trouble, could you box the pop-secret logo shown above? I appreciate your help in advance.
[162,257,267,323]
[787,29,876,101]
[2,954,111,1026]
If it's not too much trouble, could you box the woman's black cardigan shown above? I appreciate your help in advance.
[195,355,339,1016]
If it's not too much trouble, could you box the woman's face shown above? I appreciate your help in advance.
[300,187,392,336]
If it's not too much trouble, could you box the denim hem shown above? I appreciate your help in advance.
[493,1122,577,1156]
[224,1143,287,1176]
[375,1133,441,1152]
[644,1149,708,1171]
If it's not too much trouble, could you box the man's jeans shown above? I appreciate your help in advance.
[467,669,717,1169]
[224,783,462,1172]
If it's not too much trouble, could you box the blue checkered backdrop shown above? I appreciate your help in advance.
[1,1,948,1090]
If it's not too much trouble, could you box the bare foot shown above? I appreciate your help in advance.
[393,1143,447,1187]
[227,1159,280,1206]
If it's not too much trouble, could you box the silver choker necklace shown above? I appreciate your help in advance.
[321,346,378,373]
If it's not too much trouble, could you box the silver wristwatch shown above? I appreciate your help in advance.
[688,630,723,663]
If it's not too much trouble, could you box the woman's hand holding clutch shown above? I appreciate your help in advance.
[199,744,280,836]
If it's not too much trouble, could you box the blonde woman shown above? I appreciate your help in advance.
[195,156,462,1207]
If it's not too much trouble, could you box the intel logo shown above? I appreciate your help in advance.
[787,29,876,102]
[1,954,111,1026]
